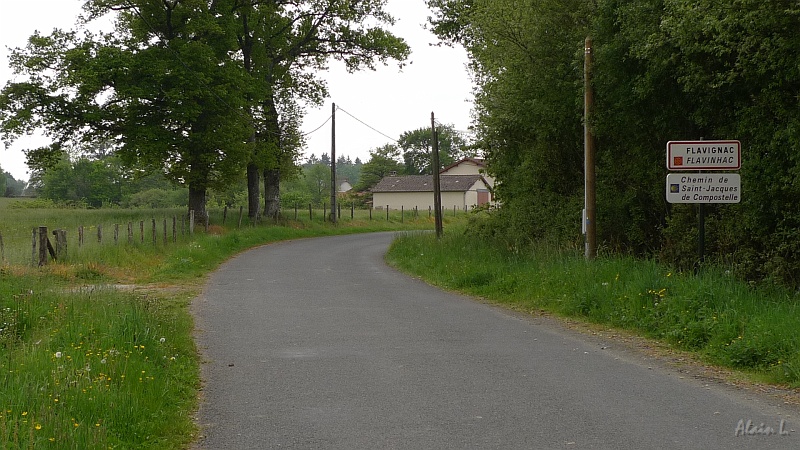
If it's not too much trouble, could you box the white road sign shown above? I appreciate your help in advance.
[666,173,741,204]
[667,140,741,170]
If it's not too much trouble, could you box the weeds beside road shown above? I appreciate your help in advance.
[386,228,800,389]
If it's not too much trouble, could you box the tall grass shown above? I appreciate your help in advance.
[0,201,465,448]
[386,228,800,387]
[0,274,197,448]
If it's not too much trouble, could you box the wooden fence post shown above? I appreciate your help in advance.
[238,206,243,229]
[386,206,389,221]
[323,203,327,222]
[38,226,48,267]
[309,204,312,221]
[223,206,228,225]
[31,228,37,266]
[152,219,157,245]
[163,218,168,245]
[189,210,195,235]
[140,221,145,243]
[53,229,67,260]
[173,216,177,243]
[78,226,84,247]
[97,224,103,243]
[401,206,404,223]
[114,224,119,244]
[127,222,133,245]
[351,202,355,220]
[0,231,4,263]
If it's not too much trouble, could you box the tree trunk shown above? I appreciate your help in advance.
[247,162,260,219]
[188,183,208,226]
[264,168,280,219]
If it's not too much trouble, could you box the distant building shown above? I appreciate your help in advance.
[371,158,494,210]
[440,157,495,188]
[338,179,353,195]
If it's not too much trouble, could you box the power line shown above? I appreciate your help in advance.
[302,114,333,137]
[335,106,399,143]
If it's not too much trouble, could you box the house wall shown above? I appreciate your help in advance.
[441,161,495,188]
[373,191,468,211]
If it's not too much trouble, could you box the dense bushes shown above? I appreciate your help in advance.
[428,0,800,288]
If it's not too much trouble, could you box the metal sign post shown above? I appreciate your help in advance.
[665,140,742,268]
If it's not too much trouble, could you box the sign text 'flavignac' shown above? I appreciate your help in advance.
[667,141,741,171]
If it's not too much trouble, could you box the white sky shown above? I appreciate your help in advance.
[0,0,474,182]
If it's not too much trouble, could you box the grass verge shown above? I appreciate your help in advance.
[0,212,461,449]
[385,227,800,388]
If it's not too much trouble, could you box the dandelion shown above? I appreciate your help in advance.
[21,411,28,416]
[159,337,166,343]
[55,352,62,358]
[35,424,42,430]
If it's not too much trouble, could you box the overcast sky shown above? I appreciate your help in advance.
[0,0,474,182]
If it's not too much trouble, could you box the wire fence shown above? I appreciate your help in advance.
[0,204,474,267]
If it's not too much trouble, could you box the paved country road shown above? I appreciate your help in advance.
[192,232,797,449]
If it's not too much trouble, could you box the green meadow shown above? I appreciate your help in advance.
[2,198,798,448]
[0,198,449,449]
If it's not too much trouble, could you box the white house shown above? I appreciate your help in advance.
[338,179,353,194]
[440,157,495,188]
[371,157,494,210]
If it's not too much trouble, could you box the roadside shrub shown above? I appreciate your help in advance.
[124,188,188,209]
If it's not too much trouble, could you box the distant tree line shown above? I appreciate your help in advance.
[428,0,800,287]
[0,165,27,197]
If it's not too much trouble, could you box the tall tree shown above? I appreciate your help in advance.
[428,0,590,246]
[1,1,256,223]
[399,124,469,175]
[222,0,410,219]
[353,144,404,192]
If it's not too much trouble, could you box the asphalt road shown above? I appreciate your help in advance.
[192,232,797,449]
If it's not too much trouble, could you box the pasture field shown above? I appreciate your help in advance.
[0,200,458,449]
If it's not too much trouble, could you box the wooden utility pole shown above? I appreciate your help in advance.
[584,37,597,259]
[330,103,338,224]
[431,112,443,239]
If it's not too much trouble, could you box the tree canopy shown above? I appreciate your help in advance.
[0,0,409,222]
[353,144,405,192]
[398,124,471,175]
[428,0,800,287]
